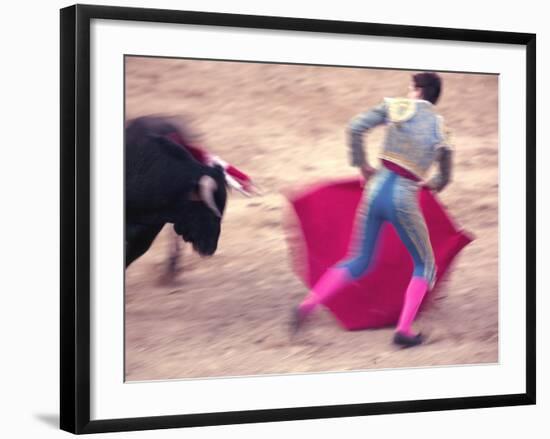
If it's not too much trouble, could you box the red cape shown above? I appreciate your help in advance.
[284,177,473,330]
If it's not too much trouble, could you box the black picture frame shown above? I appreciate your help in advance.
[60,4,536,435]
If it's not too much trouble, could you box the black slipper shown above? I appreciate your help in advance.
[393,331,424,348]
[290,306,307,337]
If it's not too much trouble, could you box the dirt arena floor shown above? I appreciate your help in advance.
[124,56,499,381]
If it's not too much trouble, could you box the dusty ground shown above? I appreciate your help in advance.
[124,57,499,381]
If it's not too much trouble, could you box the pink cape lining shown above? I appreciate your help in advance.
[283,177,473,330]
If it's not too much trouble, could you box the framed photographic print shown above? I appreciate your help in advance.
[60,4,536,434]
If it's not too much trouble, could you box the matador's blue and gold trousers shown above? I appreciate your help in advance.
[338,167,436,286]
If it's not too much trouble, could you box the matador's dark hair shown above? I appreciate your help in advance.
[413,72,442,104]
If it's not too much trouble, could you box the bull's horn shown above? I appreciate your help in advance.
[198,175,222,217]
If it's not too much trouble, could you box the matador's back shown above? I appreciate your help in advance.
[349,98,452,180]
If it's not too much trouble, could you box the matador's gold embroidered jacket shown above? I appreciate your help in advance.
[348,98,453,184]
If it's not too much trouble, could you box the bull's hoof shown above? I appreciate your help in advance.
[393,331,424,348]
[167,256,179,275]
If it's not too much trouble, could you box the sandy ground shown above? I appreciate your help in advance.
[124,57,499,381]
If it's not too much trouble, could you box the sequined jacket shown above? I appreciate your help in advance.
[348,98,453,186]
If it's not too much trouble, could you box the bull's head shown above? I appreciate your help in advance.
[173,165,227,256]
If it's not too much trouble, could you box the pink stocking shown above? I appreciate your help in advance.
[299,267,351,316]
[396,276,429,336]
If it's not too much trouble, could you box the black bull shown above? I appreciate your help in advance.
[125,116,227,268]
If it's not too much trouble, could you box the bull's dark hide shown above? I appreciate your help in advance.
[125,116,227,267]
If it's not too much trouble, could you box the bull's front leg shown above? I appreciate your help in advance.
[167,227,183,275]
[125,223,164,268]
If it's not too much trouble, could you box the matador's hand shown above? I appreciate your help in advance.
[360,164,376,182]
[425,176,444,193]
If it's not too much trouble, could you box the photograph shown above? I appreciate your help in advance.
[58,2,536,434]
[124,56,498,382]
